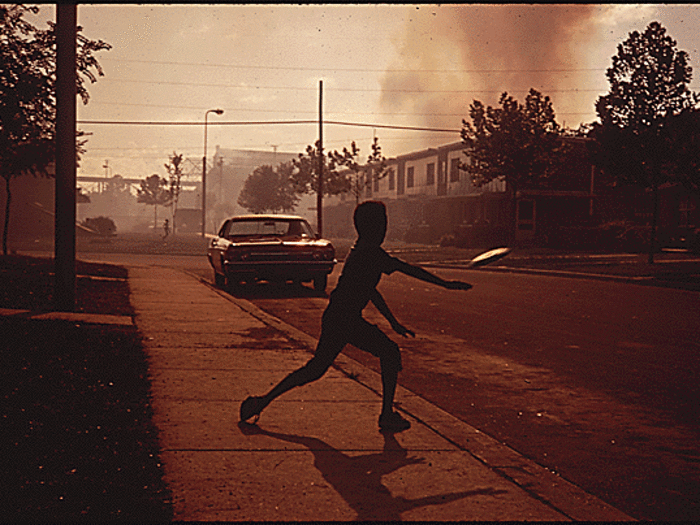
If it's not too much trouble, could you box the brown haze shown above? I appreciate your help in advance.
[380,5,603,136]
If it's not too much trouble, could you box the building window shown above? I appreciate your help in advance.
[373,171,379,192]
[426,163,435,185]
[407,166,414,188]
[679,194,697,228]
[388,168,395,191]
[450,158,460,182]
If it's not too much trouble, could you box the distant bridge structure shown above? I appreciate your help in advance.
[77,176,201,193]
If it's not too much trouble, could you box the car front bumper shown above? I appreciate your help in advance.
[223,260,336,280]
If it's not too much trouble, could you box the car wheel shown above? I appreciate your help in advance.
[214,271,226,288]
[313,274,327,293]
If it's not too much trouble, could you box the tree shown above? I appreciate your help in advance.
[588,21,699,263]
[164,152,184,234]
[0,5,110,254]
[137,174,172,231]
[82,216,115,236]
[238,163,299,214]
[104,174,129,195]
[330,141,362,203]
[331,137,391,204]
[290,140,352,235]
[460,88,569,240]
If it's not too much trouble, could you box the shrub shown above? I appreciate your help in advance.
[83,216,117,236]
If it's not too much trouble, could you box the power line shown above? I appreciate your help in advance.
[94,76,700,96]
[326,120,457,133]
[96,77,617,94]
[104,56,608,74]
[78,119,317,126]
[77,119,461,133]
[82,99,597,117]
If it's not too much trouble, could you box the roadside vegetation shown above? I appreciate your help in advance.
[1,255,172,521]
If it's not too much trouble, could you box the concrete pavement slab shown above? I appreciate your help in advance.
[144,347,310,370]
[127,265,633,522]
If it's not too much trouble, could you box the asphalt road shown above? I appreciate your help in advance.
[79,252,700,521]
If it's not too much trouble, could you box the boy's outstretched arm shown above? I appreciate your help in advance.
[396,260,473,290]
[370,289,415,338]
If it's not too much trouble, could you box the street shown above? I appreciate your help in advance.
[81,252,700,520]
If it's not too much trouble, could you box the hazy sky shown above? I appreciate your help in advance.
[25,4,700,183]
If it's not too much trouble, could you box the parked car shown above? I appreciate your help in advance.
[207,214,336,292]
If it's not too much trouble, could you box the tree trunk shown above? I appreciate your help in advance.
[153,204,158,232]
[648,182,659,264]
[2,177,11,256]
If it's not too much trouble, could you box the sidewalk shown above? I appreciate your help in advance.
[128,265,633,521]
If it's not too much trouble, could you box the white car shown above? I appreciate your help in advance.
[207,214,336,292]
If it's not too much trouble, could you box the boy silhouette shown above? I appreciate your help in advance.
[240,200,472,432]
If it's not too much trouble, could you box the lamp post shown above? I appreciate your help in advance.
[202,108,224,237]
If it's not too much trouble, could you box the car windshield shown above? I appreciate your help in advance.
[225,219,315,239]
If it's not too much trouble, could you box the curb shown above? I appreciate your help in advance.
[197,274,634,522]
[419,263,700,292]
[422,263,654,284]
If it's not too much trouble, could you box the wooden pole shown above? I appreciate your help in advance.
[317,80,323,237]
[54,3,77,311]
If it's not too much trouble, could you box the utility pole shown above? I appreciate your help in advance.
[317,80,323,237]
[54,3,77,311]
[217,156,223,196]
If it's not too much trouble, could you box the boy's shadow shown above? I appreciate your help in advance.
[238,422,506,521]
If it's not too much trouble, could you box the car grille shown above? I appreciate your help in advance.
[246,251,320,262]
[250,252,291,261]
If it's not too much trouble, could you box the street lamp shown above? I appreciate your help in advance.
[202,108,224,237]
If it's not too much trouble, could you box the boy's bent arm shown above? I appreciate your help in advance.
[370,289,415,337]
[370,289,399,324]
[396,260,472,290]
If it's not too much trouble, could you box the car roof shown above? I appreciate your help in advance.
[227,214,308,221]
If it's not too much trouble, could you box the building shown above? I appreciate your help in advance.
[324,136,700,251]
[324,138,606,248]
[324,141,510,246]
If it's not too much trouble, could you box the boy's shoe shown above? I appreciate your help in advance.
[379,411,411,433]
[240,396,265,423]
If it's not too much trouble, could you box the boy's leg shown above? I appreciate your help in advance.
[240,316,346,421]
[347,319,407,428]
[261,337,342,404]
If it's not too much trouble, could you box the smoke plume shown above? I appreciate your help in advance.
[380,5,603,145]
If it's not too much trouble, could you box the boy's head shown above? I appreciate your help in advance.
[353,200,387,244]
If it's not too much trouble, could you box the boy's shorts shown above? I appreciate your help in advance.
[311,309,402,372]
